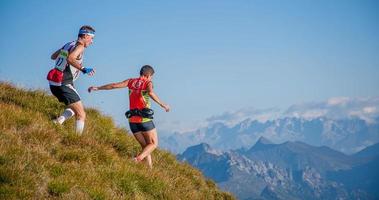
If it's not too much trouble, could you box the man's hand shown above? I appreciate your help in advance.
[82,67,95,76]
[161,103,170,112]
[88,86,98,93]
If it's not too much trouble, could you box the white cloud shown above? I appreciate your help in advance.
[363,106,376,114]
[285,97,379,123]
[163,96,379,135]
[290,109,328,119]
[327,97,350,106]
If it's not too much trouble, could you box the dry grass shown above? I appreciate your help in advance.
[0,82,235,200]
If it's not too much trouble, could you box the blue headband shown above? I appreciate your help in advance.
[79,29,95,36]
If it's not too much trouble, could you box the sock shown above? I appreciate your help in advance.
[56,108,75,124]
[75,120,85,135]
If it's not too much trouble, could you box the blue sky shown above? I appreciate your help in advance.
[1,0,378,132]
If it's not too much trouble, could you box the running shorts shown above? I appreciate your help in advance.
[129,121,155,134]
[50,84,81,105]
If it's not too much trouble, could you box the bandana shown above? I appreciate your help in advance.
[79,29,95,36]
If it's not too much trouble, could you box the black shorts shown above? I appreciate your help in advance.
[50,84,81,106]
[129,121,155,134]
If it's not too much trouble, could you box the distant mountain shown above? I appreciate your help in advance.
[329,156,379,199]
[162,117,379,154]
[353,143,379,159]
[327,142,379,198]
[161,97,379,155]
[244,137,354,173]
[178,143,229,182]
[178,140,379,200]
[247,136,275,152]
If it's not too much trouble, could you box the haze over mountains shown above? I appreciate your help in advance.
[161,97,379,154]
[168,97,379,199]
[178,138,379,200]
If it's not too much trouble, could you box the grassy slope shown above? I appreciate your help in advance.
[0,82,234,200]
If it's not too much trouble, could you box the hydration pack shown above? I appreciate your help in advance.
[125,108,154,119]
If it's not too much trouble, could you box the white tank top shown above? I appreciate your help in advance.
[54,41,83,84]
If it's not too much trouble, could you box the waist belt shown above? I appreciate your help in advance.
[125,108,154,119]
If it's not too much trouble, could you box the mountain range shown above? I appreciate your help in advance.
[161,97,379,155]
[161,116,379,155]
[178,138,379,200]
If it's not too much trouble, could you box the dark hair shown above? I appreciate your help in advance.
[78,25,95,38]
[140,65,155,76]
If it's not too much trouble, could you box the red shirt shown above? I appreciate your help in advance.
[127,77,152,123]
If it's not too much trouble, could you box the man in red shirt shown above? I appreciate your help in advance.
[88,65,170,168]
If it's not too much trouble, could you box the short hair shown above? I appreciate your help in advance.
[78,25,95,38]
[140,65,155,76]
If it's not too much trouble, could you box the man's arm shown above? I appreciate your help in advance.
[147,82,170,112]
[51,49,61,60]
[88,79,129,93]
[67,44,85,71]
[68,43,95,76]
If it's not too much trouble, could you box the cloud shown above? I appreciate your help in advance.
[284,97,379,123]
[290,109,328,119]
[363,106,377,114]
[163,96,379,135]
[327,97,350,106]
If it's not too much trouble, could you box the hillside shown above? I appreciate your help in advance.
[0,82,234,200]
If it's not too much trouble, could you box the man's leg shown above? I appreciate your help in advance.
[133,132,152,168]
[135,128,158,167]
[54,108,75,124]
[68,101,86,135]
[50,85,75,124]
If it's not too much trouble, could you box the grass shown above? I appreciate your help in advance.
[0,82,235,200]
